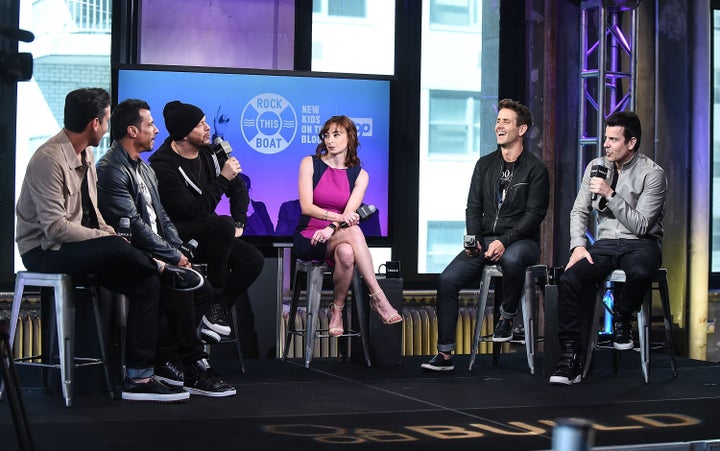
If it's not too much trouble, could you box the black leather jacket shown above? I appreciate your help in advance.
[96,141,184,264]
[466,148,550,247]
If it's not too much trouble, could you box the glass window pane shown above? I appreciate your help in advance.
[15,0,113,272]
[427,221,465,273]
[418,0,498,273]
[312,0,395,75]
[329,0,366,17]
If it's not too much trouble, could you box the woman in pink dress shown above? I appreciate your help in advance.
[292,115,402,336]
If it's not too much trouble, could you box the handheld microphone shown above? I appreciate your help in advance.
[179,239,198,260]
[590,165,609,201]
[212,137,233,164]
[117,217,132,241]
[340,204,377,228]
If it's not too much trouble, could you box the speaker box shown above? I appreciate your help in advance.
[351,277,403,366]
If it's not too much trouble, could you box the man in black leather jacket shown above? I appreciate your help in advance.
[422,99,550,372]
[97,99,235,397]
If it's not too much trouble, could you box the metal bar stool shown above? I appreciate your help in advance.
[1,271,113,407]
[468,264,548,374]
[282,260,372,368]
[583,268,678,383]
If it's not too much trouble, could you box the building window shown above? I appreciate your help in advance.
[14,0,113,273]
[430,0,478,27]
[427,221,465,273]
[312,0,394,75]
[429,91,481,157]
[328,0,366,18]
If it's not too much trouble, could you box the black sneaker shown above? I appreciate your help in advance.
[549,359,583,386]
[160,265,204,291]
[200,328,221,344]
[184,359,237,397]
[420,353,454,371]
[492,318,513,342]
[202,303,232,336]
[154,361,185,387]
[612,317,634,350]
[121,377,190,402]
[549,343,583,386]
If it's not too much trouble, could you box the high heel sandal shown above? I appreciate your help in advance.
[327,302,345,337]
[368,291,403,325]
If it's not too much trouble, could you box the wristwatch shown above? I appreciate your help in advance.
[327,223,337,231]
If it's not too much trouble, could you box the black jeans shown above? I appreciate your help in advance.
[174,214,264,308]
[156,280,214,366]
[435,237,541,353]
[557,238,662,345]
[22,236,161,376]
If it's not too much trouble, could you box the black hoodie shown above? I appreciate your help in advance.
[148,137,249,227]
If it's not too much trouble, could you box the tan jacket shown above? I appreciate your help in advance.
[16,130,114,255]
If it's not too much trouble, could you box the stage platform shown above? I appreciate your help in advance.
[2,350,720,450]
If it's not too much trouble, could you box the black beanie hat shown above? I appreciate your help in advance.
[163,100,205,141]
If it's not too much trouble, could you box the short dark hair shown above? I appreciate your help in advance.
[497,98,532,129]
[605,111,642,151]
[111,99,151,140]
[63,88,111,133]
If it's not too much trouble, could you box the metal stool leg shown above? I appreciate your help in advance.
[304,264,325,368]
[282,267,302,361]
[468,267,494,370]
[55,276,76,407]
[350,269,372,367]
[88,286,114,398]
[637,296,651,384]
[522,270,536,375]
[230,304,246,373]
[657,270,678,377]
[583,292,605,380]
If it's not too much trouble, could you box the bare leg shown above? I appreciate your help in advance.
[327,227,402,324]
[327,243,354,336]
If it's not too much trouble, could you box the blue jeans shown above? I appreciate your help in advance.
[435,237,541,353]
[557,238,662,345]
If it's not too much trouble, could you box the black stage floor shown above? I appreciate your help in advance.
[2,350,720,451]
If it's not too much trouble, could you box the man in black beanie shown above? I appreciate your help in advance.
[149,101,264,355]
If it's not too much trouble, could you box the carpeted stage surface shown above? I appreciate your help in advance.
[2,351,720,450]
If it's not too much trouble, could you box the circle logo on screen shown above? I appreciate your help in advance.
[241,93,297,154]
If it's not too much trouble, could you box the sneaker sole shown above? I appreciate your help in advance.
[420,363,455,372]
[549,375,582,385]
[174,274,205,292]
[121,391,190,402]
[491,336,513,343]
[613,341,634,351]
[201,328,221,344]
[202,316,232,336]
[154,375,184,387]
[185,386,237,397]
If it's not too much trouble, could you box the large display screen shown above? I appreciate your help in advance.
[115,65,391,240]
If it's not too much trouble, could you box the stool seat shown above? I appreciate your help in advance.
[468,264,548,374]
[282,260,372,368]
[583,268,678,383]
[0,271,113,407]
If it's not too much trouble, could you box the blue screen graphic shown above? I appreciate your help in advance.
[116,67,390,238]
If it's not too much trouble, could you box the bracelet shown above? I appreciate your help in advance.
[323,210,329,220]
[327,223,337,231]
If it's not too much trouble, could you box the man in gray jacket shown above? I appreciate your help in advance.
[550,111,666,386]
